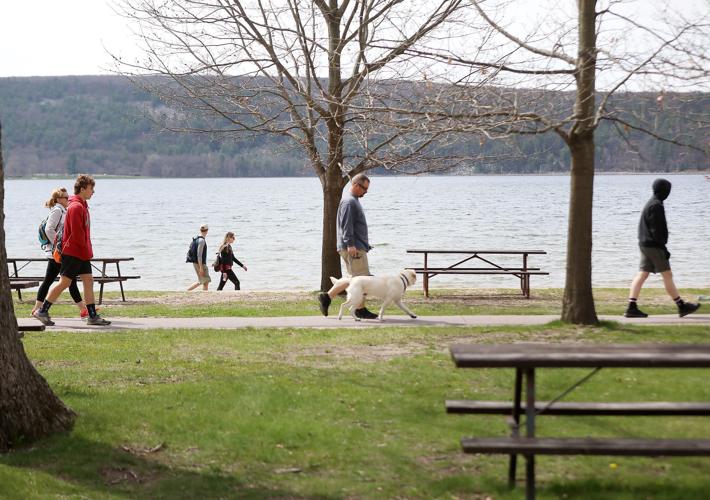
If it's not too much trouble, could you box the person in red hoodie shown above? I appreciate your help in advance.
[33,174,111,326]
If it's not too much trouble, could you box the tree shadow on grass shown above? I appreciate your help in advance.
[542,477,710,499]
[1,434,334,500]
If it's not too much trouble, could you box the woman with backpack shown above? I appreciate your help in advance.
[216,231,247,291]
[31,187,88,318]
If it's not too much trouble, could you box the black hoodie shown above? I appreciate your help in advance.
[638,178,671,249]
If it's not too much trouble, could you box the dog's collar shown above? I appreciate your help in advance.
[399,273,409,292]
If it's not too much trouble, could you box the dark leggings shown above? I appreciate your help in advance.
[36,258,83,303]
[217,269,240,290]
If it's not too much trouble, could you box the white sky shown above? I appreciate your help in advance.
[0,0,706,78]
[0,1,135,77]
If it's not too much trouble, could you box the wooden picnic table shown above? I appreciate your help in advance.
[7,257,140,304]
[448,343,710,499]
[407,249,548,298]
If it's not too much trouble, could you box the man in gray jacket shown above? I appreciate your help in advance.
[318,174,378,319]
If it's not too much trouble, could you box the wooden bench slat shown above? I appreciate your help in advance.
[446,400,710,416]
[10,281,39,289]
[460,437,710,456]
[18,324,46,332]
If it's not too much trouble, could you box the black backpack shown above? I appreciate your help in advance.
[186,236,204,263]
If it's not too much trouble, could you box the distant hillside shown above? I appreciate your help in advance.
[0,75,707,177]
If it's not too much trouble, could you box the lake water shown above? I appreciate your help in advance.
[4,175,709,291]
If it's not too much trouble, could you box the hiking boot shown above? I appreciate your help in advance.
[318,292,331,317]
[32,310,55,326]
[678,302,701,318]
[355,307,379,320]
[623,304,648,318]
[87,315,111,326]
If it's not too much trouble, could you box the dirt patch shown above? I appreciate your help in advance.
[283,328,585,366]
[100,466,143,485]
[108,290,310,307]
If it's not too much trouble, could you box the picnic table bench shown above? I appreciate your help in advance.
[407,249,548,298]
[7,257,140,304]
[448,343,710,499]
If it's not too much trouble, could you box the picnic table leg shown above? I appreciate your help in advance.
[525,368,536,500]
[423,253,429,298]
[116,262,126,302]
[522,253,529,298]
[508,368,523,488]
[12,261,22,301]
[98,262,107,305]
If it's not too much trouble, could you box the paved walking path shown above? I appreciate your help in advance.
[18,313,710,332]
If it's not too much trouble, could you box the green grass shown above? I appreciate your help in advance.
[2,323,710,498]
[12,287,710,318]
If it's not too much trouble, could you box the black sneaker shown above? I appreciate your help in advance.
[87,315,111,326]
[623,305,648,318]
[32,310,55,326]
[318,292,331,317]
[678,302,701,318]
[355,307,379,320]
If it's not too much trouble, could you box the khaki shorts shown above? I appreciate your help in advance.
[193,263,212,284]
[338,250,370,277]
[639,246,670,274]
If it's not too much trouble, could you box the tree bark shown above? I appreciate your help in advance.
[0,122,76,453]
[320,172,347,291]
[561,0,599,324]
[562,132,599,324]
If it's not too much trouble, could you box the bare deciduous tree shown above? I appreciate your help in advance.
[115,0,478,290]
[0,122,76,452]
[412,0,709,324]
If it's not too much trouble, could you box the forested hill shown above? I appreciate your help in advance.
[0,75,707,177]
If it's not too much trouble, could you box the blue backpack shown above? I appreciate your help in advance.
[38,216,52,247]
[186,236,204,263]
[38,212,61,249]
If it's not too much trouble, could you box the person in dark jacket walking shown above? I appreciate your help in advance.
[624,178,700,318]
[187,224,211,291]
[216,232,247,291]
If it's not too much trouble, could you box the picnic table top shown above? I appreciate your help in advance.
[8,257,135,262]
[450,343,710,368]
[407,249,547,255]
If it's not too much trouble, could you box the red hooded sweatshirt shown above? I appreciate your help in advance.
[62,195,93,260]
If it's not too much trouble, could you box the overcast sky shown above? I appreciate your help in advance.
[0,0,133,77]
[0,0,706,78]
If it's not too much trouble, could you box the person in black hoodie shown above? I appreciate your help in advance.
[216,232,247,291]
[625,178,700,318]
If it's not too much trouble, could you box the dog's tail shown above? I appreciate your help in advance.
[330,276,351,286]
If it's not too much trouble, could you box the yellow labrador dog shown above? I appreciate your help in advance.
[330,269,418,321]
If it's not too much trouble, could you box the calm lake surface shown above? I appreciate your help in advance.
[4,175,709,291]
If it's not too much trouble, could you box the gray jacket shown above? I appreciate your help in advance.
[43,204,65,258]
[337,191,370,252]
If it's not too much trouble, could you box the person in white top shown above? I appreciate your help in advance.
[30,187,88,318]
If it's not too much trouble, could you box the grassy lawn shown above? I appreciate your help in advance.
[2,323,710,498]
[11,287,710,318]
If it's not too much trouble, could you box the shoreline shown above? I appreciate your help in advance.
[8,171,710,180]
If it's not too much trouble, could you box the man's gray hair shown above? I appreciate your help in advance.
[351,173,370,186]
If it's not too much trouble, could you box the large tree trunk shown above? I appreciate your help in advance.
[561,0,599,324]
[562,132,598,324]
[320,170,347,291]
[0,122,76,453]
